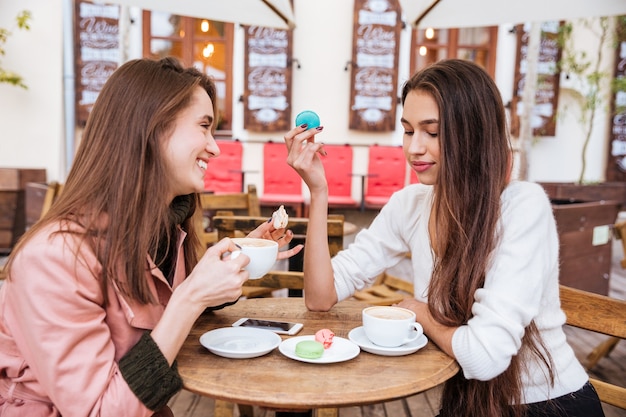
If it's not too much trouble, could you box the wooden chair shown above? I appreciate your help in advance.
[40,181,63,218]
[352,271,414,305]
[559,284,626,410]
[211,212,344,417]
[581,220,626,370]
[196,184,261,249]
[1,182,62,282]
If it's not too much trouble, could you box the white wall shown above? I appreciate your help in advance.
[0,0,65,182]
[0,0,619,193]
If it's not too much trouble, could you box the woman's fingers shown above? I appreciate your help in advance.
[285,126,324,160]
[277,244,304,260]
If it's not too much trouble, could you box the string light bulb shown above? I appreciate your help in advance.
[203,43,215,58]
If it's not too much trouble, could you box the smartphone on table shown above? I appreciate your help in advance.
[232,318,303,335]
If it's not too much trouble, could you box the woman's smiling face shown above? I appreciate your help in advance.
[401,90,441,186]
[163,86,219,201]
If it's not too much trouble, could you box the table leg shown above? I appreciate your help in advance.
[276,411,312,417]
[314,408,338,417]
[238,404,254,417]
[214,400,233,417]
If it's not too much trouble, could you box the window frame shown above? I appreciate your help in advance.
[142,11,234,134]
[409,26,498,77]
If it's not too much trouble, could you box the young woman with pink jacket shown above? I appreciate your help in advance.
[0,57,301,416]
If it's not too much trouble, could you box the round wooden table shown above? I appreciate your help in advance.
[176,297,459,413]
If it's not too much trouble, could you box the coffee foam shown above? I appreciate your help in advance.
[365,307,413,320]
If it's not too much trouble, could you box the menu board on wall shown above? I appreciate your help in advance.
[243,26,292,132]
[510,22,562,137]
[74,1,120,126]
[348,0,402,132]
[606,19,626,181]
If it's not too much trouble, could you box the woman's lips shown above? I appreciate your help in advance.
[412,161,433,173]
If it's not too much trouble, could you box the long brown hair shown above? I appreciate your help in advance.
[7,57,217,304]
[402,59,553,417]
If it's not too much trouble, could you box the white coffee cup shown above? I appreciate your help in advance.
[230,237,278,279]
[362,306,423,347]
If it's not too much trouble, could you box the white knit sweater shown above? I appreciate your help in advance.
[331,181,588,404]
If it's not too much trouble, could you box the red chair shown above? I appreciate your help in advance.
[320,144,358,209]
[204,139,244,193]
[259,141,305,217]
[363,145,407,210]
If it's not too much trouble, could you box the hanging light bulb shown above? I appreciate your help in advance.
[425,27,435,39]
[201,20,210,32]
[203,43,215,58]
[419,46,428,56]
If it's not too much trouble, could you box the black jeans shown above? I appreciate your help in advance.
[524,382,605,417]
[437,381,605,417]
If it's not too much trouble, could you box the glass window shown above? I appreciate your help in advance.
[411,27,498,77]
[143,12,233,132]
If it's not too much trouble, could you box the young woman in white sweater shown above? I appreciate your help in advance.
[284,59,604,417]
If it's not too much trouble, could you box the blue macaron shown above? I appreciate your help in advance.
[295,110,321,130]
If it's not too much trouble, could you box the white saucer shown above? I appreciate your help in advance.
[200,327,282,359]
[279,335,360,364]
[348,326,428,356]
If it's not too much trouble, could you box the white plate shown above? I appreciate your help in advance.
[279,335,360,364]
[199,327,282,359]
[348,326,428,356]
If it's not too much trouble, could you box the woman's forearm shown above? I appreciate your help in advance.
[150,287,205,365]
[303,188,338,311]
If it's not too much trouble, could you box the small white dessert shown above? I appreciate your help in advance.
[272,205,289,229]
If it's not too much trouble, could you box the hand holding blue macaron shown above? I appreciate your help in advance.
[295,110,321,130]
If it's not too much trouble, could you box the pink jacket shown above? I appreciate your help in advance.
[0,221,187,416]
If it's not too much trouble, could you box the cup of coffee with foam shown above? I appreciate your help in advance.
[230,237,278,279]
[362,306,423,347]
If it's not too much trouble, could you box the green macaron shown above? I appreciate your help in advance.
[295,340,324,359]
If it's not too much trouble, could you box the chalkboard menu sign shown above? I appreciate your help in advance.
[510,22,562,137]
[74,1,120,126]
[243,26,293,132]
[606,18,626,181]
[348,0,402,132]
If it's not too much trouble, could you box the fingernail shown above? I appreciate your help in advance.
[267,217,273,223]
[300,123,308,129]
[315,126,324,131]
[235,243,242,249]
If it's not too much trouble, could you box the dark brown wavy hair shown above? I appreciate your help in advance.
[402,59,553,417]
[7,57,217,305]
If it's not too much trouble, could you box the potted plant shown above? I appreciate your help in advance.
[539,16,626,295]
[0,10,31,89]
